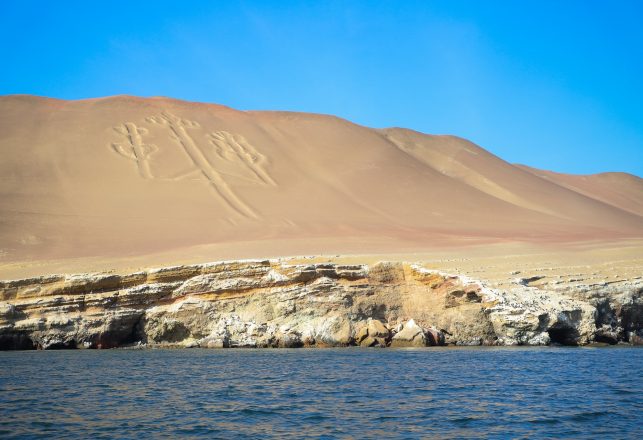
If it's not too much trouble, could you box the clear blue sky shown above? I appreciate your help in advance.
[2,1,642,176]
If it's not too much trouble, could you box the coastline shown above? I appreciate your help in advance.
[2,251,641,350]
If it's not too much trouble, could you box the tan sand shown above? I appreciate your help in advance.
[0,95,642,278]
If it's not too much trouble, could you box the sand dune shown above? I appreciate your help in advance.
[517,165,643,217]
[0,95,642,273]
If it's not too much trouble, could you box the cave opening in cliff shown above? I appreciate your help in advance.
[547,327,579,346]
[0,334,36,350]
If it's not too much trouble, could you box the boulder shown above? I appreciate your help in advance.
[360,336,387,347]
[593,325,620,345]
[425,328,446,346]
[390,319,427,347]
[355,324,369,343]
[368,319,390,338]
[276,332,302,348]
[356,319,390,346]
[329,321,353,346]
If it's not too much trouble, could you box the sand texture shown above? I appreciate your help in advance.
[0,95,642,277]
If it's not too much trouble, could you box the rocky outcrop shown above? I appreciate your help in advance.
[390,319,436,347]
[0,259,641,349]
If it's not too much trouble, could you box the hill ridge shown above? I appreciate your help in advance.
[0,95,641,270]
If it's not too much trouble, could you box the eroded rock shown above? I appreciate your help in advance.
[390,320,426,347]
[0,259,639,349]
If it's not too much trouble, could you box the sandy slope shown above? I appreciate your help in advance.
[517,165,643,217]
[0,95,642,276]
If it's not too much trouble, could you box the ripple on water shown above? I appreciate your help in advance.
[0,347,641,439]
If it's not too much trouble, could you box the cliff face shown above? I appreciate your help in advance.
[0,260,641,350]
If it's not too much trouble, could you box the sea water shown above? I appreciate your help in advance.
[0,347,641,439]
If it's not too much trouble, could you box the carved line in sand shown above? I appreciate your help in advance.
[112,122,197,181]
[208,131,277,187]
[146,112,259,219]
[111,123,157,179]
[110,112,277,219]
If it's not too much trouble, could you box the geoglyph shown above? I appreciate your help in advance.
[110,112,276,219]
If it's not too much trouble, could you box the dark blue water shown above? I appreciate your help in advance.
[0,347,641,439]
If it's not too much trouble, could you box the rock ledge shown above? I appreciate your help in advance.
[1,259,641,349]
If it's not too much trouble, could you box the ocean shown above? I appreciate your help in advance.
[1,347,641,439]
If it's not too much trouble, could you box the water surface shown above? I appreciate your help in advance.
[1,347,641,439]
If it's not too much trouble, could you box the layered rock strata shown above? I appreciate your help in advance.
[0,260,641,350]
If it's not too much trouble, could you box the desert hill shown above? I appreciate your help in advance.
[0,94,642,272]
[517,164,643,217]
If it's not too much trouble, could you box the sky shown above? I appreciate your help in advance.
[1,0,642,176]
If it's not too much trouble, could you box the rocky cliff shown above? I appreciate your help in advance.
[1,259,641,350]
